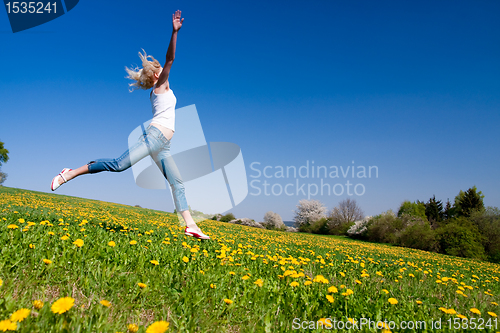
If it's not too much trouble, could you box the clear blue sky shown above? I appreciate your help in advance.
[1,0,499,221]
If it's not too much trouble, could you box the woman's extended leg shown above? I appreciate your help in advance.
[53,164,90,186]
[51,126,159,189]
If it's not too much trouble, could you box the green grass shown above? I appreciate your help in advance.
[0,186,499,332]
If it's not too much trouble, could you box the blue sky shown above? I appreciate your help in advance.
[1,0,499,221]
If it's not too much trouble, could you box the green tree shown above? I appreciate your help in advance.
[397,201,427,220]
[425,195,443,227]
[0,141,9,185]
[454,186,485,217]
[443,199,454,220]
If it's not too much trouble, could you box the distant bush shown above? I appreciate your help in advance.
[470,207,500,263]
[366,210,399,244]
[329,220,355,236]
[219,213,236,222]
[435,217,486,260]
[396,217,438,251]
[361,211,439,252]
[299,217,329,234]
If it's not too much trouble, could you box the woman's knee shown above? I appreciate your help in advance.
[171,182,185,193]
[114,160,130,172]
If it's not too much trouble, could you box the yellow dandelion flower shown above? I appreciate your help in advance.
[137,283,147,289]
[326,295,334,303]
[304,281,312,286]
[33,300,44,310]
[10,308,30,322]
[51,297,75,314]
[339,272,345,277]
[224,299,233,305]
[317,318,332,327]
[108,241,116,247]
[470,308,481,315]
[0,278,3,287]
[312,275,329,283]
[488,312,497,317]
[446,309,456,315]
[73,239,84,247]
[348,318,357,324]
[29,244,35,249]
[100,300,111,307]
[388,298,398,305]
[60,236,69,240]
[7,224,18,229]
[328,286,338,293]
[182,256,189,263]
[130,240,137,245]
[416,300,423,304]
[229,271,236,275]
[242,275,250,280]
[254,279,263,287]
[43,259,52,265]
[150,260,159,266]
[210,284,216,289]
[355,279,362,284]
[127,323,139,333]
[342,289,354,296]
[48,231,55,235]
[290,281,299,287]
[0,320,17,331]
[491,302,498,306]
[190,248,198,253]
[18,219,25,223]
[146,321,169,333]
[381,289,389,294]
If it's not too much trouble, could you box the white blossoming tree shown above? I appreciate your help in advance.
[293,199,327,229]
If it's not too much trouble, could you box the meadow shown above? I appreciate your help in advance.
[0,186,498,332]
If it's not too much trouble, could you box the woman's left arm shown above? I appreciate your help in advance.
[156,10,184,93]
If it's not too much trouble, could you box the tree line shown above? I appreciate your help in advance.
[292,187,500,263]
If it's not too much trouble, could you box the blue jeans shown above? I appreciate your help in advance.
[87,125,188,212]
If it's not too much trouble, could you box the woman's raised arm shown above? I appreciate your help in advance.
[155,10,184,93]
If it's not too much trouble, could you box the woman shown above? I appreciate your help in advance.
[50,10,210,240]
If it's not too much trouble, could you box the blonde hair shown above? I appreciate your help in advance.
[125,49,161,91]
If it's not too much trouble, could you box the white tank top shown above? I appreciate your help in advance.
[150,85,177,132]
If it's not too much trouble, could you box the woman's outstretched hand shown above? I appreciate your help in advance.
[172,10,184,31]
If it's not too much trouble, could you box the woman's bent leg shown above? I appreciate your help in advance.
[153,148,199,228]
[153,153,189,212]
